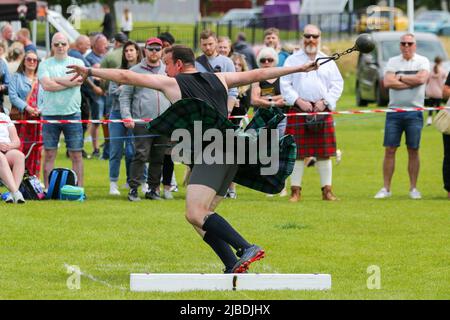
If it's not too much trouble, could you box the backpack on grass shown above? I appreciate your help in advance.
[46,168,78,200]
[19,175,45,200]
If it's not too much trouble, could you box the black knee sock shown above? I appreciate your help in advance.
[203,232,238,271]
[202,213,251,251]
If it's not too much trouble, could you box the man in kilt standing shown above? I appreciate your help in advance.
[281,24,343,202]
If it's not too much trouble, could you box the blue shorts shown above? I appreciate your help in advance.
[383,111,423,149]
[42,113,84,151]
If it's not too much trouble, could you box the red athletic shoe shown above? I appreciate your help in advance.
[231,245,265,273]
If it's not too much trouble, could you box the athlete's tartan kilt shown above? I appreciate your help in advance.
[147,98,296,194]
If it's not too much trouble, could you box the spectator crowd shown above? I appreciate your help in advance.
[0,10,449,204]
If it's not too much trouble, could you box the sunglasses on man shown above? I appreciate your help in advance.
[303,34,320,39]
[400,42,415,47]
[146,46,162,52]
[53,42,67,47]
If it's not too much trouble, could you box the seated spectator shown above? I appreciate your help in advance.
[0,111,25,203]
[8,51,42,177]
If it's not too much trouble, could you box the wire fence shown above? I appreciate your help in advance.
[82,12,359,50]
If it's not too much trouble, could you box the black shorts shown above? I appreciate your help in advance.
[188,162,239,197]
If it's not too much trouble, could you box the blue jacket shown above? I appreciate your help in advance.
[0,59,11,107]
[8,72,41,112]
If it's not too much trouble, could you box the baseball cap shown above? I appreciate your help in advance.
[114,32,128,43]
[146,37,163,47]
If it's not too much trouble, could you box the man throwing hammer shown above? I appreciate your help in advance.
[67,45,317,274]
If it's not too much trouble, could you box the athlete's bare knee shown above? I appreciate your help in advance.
[185,202,209,227]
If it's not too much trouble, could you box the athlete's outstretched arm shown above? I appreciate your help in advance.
[66,65,175,93]
[221,61,318,89]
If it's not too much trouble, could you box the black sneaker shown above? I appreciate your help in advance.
[82,150,90,159]
[145,189,162,200]
[127,188,141,202]
[231,245,265,273]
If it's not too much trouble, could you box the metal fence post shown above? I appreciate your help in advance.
[251,23,256,45]
[194,23,198,51]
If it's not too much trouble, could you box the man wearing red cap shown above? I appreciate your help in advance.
[119,37,171,201]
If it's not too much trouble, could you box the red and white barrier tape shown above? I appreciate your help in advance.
[2,106,449,124]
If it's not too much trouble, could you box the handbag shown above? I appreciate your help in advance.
[433,109,450,135]
[8,105,23,121]
[9,78,38,121]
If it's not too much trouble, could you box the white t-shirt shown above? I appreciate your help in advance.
[384,53,430,108]
[0,113,13,144]
[121,13,133,32]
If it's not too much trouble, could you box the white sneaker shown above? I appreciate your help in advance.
[170,173,178,191]
[109,182,120,196]
[141,183,149,194]
[409,188,422,200]
[374,187,392,199]
[163,190,174,200]
[426,117,432,126]
[12,191,25,204]
[227,189,237,199]
[279,187,288,197]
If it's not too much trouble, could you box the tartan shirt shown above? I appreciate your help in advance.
[147,98,296,194]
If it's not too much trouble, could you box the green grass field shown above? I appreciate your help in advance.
[1,86,449,299]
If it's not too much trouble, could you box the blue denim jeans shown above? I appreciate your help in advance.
[108,110,135,182]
